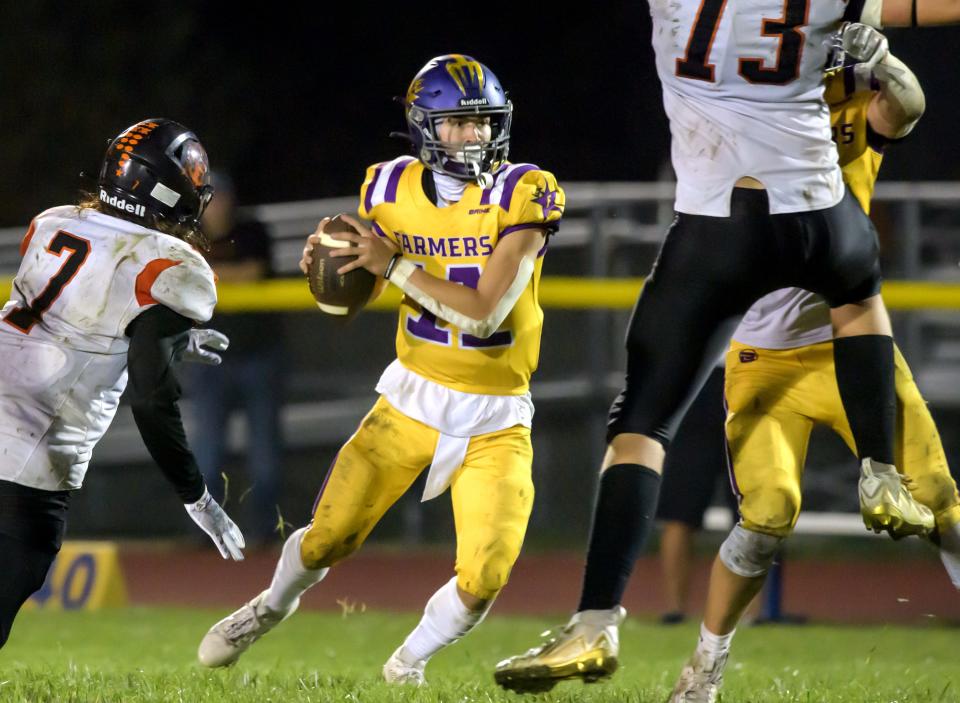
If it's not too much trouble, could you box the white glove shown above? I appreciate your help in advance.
[841,22,889,70]
[185,488,245,560]
[183,329,230,366]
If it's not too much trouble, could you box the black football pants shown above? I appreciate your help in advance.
[0,480,69,649]
[607,187,882,445]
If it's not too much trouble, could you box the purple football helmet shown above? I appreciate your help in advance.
[403,54,512,185]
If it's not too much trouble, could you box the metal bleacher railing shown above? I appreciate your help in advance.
[2,182,960,538]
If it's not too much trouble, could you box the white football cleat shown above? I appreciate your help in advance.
[197,590,298,667]
[858,458,935,539]
[382,646,426,686]
[668,649,728,703]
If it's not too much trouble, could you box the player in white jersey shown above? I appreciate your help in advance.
[496,0,960,693]
[668,30,960,700]
[0,119,244,650]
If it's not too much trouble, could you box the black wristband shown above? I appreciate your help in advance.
[384,252,402,280]
[911,0,918,26]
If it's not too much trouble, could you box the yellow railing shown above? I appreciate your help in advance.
[3,276,960,311]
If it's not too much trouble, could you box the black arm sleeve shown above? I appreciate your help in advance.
[125,305,206,504]
[842,0,867,22]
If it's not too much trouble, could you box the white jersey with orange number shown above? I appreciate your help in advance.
[0,206,216,491]
[649,0,874,216]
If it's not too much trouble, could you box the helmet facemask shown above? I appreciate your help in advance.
[96,120,214,246]
[402,55,512,187]
[408,104,512,185]
[163,134,214,226]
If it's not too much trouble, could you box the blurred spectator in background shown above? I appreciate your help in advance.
[655,366,738,624]
[188,172,284,545]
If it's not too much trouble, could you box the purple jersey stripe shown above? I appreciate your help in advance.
[480,163,510,204]
[842,65,856,98]
[497,223,553,256]
[383,158,413,204]
[363,164,385,214]
[311,451,341,515]
[371,222,388,239]
[498,164,538,210]
[499,223,538,239]
[722,391,742,503]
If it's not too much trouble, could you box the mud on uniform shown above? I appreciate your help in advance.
[300,159,564,599]
[0,206,215,645]
[727,68,960,537]
[608,0,883,444]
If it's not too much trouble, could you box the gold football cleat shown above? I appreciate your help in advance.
[494,606,625,693]
[858,458,935,539]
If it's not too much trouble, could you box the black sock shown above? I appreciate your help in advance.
[577,464,662,612]
[833,334,896,465]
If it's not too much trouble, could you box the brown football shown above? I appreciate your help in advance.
[306,215,376,318]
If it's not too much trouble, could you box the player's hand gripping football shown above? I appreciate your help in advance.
[840,22,889,70]
[183,328,230,366]
[185,488,246,560]
[326,214,400,277]
[298,217,331,275]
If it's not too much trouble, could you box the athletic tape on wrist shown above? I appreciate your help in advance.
[388,257,416,288]
[383,253,403,280]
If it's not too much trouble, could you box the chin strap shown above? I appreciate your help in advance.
[388,256,535,338]
[443,144,495,189]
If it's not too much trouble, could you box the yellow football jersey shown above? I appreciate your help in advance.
[358,157,565,395]
[824,67,884,214]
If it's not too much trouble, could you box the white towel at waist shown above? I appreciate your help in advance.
[375,359,534,500]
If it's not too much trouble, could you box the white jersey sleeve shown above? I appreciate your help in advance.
[0,206,217,491]
[649,0,867,215]
[132,240,217,325]
[2,207,216,352]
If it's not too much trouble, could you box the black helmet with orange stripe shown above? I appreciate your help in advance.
[97,118,214,234]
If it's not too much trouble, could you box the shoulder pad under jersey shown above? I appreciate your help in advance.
[358,156,417,219]
[486,164,564,236]
[134,237,217,323]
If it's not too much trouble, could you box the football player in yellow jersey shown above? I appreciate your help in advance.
[667,27,960,702]
[197,54,564,684]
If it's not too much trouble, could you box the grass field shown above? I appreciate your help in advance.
[0,608,957,702]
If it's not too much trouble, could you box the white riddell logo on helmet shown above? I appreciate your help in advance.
[459,97,488,106]
[99,189,146,217]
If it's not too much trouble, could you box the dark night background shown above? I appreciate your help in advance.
[3,4,960,563]
[2,3,958,225]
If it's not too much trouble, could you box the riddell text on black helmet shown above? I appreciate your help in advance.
[98,189,146,218]
[97,118,213,232]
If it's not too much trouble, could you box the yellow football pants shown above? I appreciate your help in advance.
[299,396,534,600]
[726,340,960,537]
